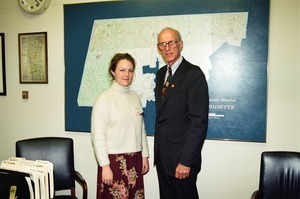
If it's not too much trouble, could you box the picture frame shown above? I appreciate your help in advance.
[64,0,269,142]
[18,32,48,84]
[0,33,6,95]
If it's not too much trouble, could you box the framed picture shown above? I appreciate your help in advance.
[18,32,48,84]
[0,33,6,95]
[64,0,269,142]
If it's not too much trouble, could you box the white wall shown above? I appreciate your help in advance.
[0,0,299,198]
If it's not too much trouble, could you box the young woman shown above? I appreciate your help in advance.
[91,53,149,199]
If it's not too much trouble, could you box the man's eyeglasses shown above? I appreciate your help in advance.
[157,40,180,50]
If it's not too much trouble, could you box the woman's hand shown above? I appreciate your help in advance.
[102,165,113,185]
[142,157,149,174]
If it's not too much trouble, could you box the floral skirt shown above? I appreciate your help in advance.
[97,152,145,199]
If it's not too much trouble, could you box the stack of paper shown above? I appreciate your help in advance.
[0,157,54,199]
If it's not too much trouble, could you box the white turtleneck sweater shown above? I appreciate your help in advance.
[91,81,149,166]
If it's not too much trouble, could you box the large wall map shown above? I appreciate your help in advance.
[64,0,269,142]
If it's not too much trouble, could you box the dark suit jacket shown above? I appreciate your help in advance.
[154,57,209,176]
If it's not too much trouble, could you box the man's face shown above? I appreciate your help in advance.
[157,29,183,66]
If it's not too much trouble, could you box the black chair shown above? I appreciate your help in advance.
[0,168,32,199]
[16,137,88,199]
[251,151,300,199]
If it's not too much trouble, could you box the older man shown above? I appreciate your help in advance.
[154,27,209,199]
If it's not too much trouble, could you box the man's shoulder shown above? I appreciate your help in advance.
[157,65,167,75]
[182,58,199,68]
[180,58,202,73]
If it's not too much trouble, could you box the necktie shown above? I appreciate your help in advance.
[162,66,172,95]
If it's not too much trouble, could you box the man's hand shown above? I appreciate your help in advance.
[175,163,190,179]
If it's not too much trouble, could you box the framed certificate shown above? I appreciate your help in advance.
[18,32,48,84]
[0,33,6,95]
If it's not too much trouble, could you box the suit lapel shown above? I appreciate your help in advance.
[157,59,188,111]
[156,66,167,107]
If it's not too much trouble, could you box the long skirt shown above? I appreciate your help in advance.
[97,152,145,199]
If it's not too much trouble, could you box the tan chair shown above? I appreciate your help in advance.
[251,151,300,199]
[16,137,88,199]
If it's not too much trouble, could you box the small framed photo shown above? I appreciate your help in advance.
[18,32,48,84]
[0,33,6,95]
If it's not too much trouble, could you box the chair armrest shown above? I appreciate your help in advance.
[251,190,261,199]
[75,170,88,199]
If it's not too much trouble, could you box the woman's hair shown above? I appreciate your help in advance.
[108,53,136,80]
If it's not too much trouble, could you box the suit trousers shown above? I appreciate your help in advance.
[155,148,199,199]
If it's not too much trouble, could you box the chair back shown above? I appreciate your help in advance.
[16,137,75,191]
[259,151,300,199]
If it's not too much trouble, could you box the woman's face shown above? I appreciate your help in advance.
[111,59,134,87]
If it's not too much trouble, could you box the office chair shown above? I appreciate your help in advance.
[0,168,32,199]
[16,137,88,199]
[251,151,300,199]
